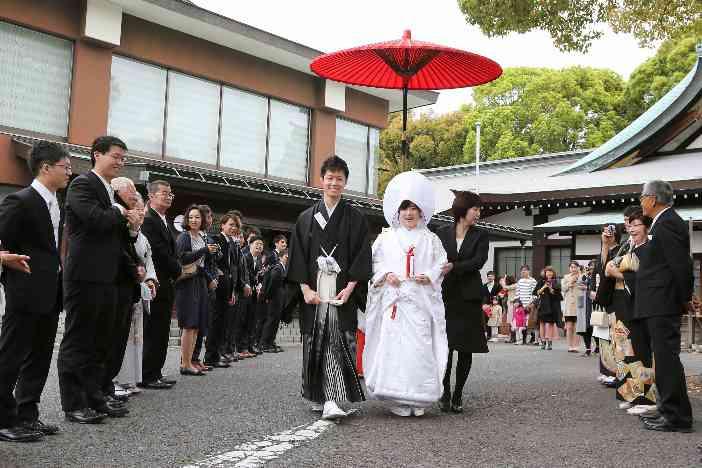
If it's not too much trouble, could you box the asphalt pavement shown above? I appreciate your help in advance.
[1,339,701,468]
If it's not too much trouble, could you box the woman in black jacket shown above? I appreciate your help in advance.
[436,191,489,413]
[533,266,562,350]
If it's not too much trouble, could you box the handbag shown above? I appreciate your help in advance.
[176,262,197,283]
[590,310,608,327]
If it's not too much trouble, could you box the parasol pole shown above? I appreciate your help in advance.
[401,85,408,171]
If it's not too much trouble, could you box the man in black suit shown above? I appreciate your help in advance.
[140,180,180,389]
[57,136,140,423]
[0,142,71,441]
[634,180,694,432]
[261,248,288,353]
[204,212,246,367]
[237,236,265,358]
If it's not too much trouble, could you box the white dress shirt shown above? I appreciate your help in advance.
[31,179,59,249]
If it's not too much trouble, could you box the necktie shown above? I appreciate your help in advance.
[48,197,60,249]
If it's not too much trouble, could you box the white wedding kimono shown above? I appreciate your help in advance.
[363,225,449,408]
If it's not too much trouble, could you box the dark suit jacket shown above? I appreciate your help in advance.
[0,185,63,315]
[263,262,286,305]
[63,171,127,284]
[481,281,502,304]
[437,224,489,302]
[141,207,180,300]
[215,233,245,302]
[634,208,694,319]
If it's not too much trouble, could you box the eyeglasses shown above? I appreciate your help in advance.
[639,194,654,201]
[51,163,72,173]
[157,191,175,199]
[105,153,127,164]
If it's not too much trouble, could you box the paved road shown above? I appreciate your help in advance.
[1,340,701,467]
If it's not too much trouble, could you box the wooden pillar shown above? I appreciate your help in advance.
[308,109,336,189]
[67,39,112,146]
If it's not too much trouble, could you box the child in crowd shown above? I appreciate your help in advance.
[512,299,527,345]
[487,296,503,342]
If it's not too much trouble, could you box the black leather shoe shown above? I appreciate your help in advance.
[643,416,693,433]
[93,404,129,418]
[274,345,285,352]
[262,347,277,353]
[106,395,127,406]
[180,367,205,376]
[159,377,177,385]
[205,360,230,368]
[450,400,464,414]
[0,426,43,442]
[138,380,172,389]
[110,392,129,402]
[20,420,59,436]
[65,408,106,424]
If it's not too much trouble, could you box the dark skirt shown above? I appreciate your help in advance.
[444,298,488,353]
[302,303,364,404]
[175,274,209,333]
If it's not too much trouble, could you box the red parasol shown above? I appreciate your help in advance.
[311,30,502,168]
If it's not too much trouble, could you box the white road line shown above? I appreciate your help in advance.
[183,419,336,468]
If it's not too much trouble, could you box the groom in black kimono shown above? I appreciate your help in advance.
[287,156,371,420]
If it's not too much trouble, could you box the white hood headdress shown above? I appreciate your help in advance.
[382,171,436,228]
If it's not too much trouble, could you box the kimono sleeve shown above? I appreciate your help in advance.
[425,232,448,286]
[286,211,311,286]
[346,209,372,284]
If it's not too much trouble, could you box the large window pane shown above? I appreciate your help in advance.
[165,72,219,165]
[0,21,72,136]
[220,87,267,174]
[108,56,166,155]
[335,118,368,193]
[268,100,309,181]
[368,128,380,195]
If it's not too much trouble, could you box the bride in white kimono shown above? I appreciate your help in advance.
[363,172,449,417]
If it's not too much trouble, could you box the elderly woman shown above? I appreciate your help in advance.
[363,172,448,417]
[605,210,656,414]
[175,204,217,376]
[436,191,489,413]
[117,193,157,393]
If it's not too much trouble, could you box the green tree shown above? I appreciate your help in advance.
[457,0,702,53]
[461,66,627,162]
[622,32,702,120]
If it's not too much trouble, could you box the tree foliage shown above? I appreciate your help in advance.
[621,31,702,120]
[457,0,702,53]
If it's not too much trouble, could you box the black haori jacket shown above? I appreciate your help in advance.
[287,199,371,334]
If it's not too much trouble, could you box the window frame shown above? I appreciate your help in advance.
[0,20,74,140]
[335,116,381,195]
[106,55,311,183]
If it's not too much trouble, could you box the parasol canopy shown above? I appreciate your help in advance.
[311,30,502,169]
[311,30,502,90]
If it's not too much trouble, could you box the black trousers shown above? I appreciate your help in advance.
[205,295,232,363]
[0,289,60,427]
[235,298,255,351]
[640,314,692,427]
[57,281,117,412]
[261,300,282,348]
[224,299,240,355]
[142,284,174,383]
[102,283,135,395]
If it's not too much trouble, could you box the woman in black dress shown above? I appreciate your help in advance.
[436,191,489,413]
[175,204,217,376]
[534,266,562,350]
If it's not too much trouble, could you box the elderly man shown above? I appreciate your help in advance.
[101,177,152,405]
[635,180,694,432]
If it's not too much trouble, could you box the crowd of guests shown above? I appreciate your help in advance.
[0,137,290,442]
[479,181,697,433]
